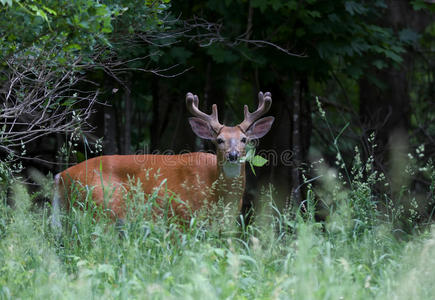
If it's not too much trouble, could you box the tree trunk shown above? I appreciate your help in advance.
[201,62,226,152]
[150,79,172,152]
[289,80,302,211]
[122,78,132,155]
[103,103,119,155]
[150,78,160,152]
[255,81,292,211]
[359,0,432,165]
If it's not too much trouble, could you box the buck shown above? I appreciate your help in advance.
[52,92,274,226]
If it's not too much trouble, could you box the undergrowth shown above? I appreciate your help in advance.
[1,103,434,299]
[1,156,435,300]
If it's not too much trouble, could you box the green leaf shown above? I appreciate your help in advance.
[95,6,108,16]
[79,21,90,29]
[384,50,403,63]
[411,0,429,11]
[76,151,85,163]
[207,45,238,64]
[251,155,268,167]
[372,59,387,70]
[43,6,57,16]
[345,1,368,16]
[36,8,48,22]
[101,18,113,33]
[63,44,82,51]
[240,149,255,163]
[399,28,420,44]
[240,149,267,175]
[0,0,12,7]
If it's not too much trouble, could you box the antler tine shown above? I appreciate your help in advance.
[186,92,223,132]
[239,91,272,131]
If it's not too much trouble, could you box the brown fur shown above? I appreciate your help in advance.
[55,91,273,222]
[57,152,245,220]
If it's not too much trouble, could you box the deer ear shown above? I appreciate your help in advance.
[247,116,274,139]
[188,117,215,140]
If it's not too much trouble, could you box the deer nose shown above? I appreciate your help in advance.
[228,150,239,162]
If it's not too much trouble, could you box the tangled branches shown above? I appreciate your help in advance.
[0,51,98,158]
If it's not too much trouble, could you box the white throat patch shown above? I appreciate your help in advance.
[223,162,241,178]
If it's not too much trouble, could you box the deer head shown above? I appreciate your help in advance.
[186,92,274,168]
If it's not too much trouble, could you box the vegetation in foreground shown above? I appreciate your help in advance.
[1,145,435,300]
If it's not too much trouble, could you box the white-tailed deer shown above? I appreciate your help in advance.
[52,92,274,225]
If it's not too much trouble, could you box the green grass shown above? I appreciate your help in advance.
[2,129,435,299]
[1,177,435,300]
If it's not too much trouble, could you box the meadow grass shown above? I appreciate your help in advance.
[1,122,434,299]
[1,172,434,300]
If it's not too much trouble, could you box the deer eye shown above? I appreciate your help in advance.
[216,138,224,144]
[241,137,247,143]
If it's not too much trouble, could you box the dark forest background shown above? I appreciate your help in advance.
[1,0,434,221]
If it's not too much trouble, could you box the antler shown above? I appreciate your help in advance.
[238,91,272,132]
[186,92,223,133]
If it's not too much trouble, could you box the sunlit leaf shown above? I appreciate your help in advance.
[251,155,268,167]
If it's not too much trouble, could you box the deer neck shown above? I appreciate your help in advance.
[215,151,246,211]
[216,151,245,180]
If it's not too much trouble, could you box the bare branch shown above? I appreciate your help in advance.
[0,51,98,157]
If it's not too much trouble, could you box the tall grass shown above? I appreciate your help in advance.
[1,161,434,299]
[2,102,435,298]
